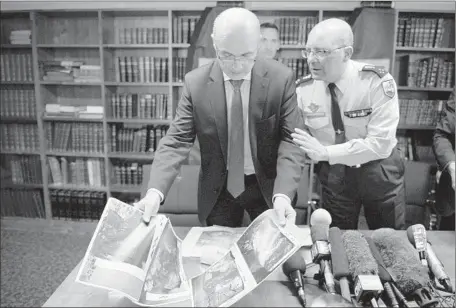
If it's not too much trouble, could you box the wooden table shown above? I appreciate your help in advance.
[43,229,455,307]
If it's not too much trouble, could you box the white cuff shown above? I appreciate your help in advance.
[273,193,291,204]
[326,144,348,165]
[146,188,164,203]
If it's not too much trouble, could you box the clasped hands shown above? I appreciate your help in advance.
[134,191,296,226]
[291,128,329,162]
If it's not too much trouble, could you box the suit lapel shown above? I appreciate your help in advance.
[207,61,228,165]
[249,61,270,159]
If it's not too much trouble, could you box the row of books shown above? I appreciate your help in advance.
[396,17,453,48]
[407,57,454,89]
[44,122,104,154]
[41,60,102,83]
[0,52,33,82]
[115,56,168,83]
[48,157,106,187]
[399,99,445,126]
[173,16,199,44]
[173,57,186,82]
[109,93,170,119]
[280,58,310,80]
[50,189,106,221]
[112,163,144,185]
[45,103,103,119]
[397,136,435,163]
[117,27,168,44]
[0,124,40,152]
[110,125,168,153]
[0,88,36,119]
[0,189,45,219]
[1,155,42,184]
[275,16,318,45]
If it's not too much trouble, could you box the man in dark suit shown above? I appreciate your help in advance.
[432,89,455,230]
[133,7,305,227]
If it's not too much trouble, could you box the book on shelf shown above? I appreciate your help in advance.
[0,52,33,82]
[113,162,144,186]
[276,16,317,46]
[173,16,199,44]
[115,56,168,83]
[398,99,445,127]
[47,156,106,187]
[50,189,106,221]
[397,17,455,48]
[0,188,45,219]
[45,122,104,153]
[1,123,40,152]
[396,54,454,89]
[45,104,104,119]
[9,29,32,45]
[1,155,42,185]
[280,58,310,80]
[0,88,36,119]
[110,124,167,153]
[40,60,101,83]
[173,57,186,82]
[116,27,168,45]
[110,93,170,120]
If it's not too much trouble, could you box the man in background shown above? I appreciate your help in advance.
[432,89,455,230]
[133,8,304,228]
[292,18,405,230]
[257,22,281,61]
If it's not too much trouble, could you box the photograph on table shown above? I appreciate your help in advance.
[182,225,245,265]
[190,251,245,307]
[236,210,296,284]
[139,218,191,305]
[76,198,167,301]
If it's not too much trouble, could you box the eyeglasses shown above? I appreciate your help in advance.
[215,48,256,63]
[301,46,347,59]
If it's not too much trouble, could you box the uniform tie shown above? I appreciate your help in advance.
[328,83,346,145]
[227,79,244,198]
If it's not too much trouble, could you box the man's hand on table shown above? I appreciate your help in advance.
[133,190,161,223]
[273,196,296,226]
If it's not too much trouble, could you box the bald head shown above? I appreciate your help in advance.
[308,18,353,49]
[212,8,261,46]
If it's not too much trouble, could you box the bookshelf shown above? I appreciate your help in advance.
[0,7,454,220]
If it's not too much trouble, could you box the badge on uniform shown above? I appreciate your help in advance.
[382,79,395,98]
[344,108,372,118]
[304,102,326,117]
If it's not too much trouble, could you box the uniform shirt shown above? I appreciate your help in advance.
[296,59,399,167]
[223,71,255,176]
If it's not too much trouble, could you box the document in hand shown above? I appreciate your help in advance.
[76,197,309,307]
[75,198,190,307]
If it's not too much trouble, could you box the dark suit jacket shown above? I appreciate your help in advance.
[433,96,455,171]
[147,59,305,223]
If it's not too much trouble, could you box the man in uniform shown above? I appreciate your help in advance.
[292,18,405,230]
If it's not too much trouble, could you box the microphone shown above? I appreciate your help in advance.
[283,248,307,307]
[328,227,352,302]
[426,241,453,293]
[310,208,332,226]
[310,224,336,294]
[366,236,403,308]
[341,230,383,307]
[406,224,428,267]
[372,228,438,308]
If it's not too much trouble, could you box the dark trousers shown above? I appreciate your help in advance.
[206,174,269,227]
[317,148,406,230]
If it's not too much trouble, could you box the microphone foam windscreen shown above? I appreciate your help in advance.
[406,224,426,249]
[371,228,429,296]
[365,236,393,282]
[341,230,379,279]
[310,224,329,242]
[329,227,350,279]
[310,208,332,226]
[282,247,307,275]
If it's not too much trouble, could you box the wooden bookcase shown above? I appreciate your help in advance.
[0,7,454,220]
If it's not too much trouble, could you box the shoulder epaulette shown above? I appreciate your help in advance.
[361,65,388,78]
[296,74,313,86]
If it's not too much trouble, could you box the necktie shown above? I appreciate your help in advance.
[227,79,245,198]
[328,83,346,144]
